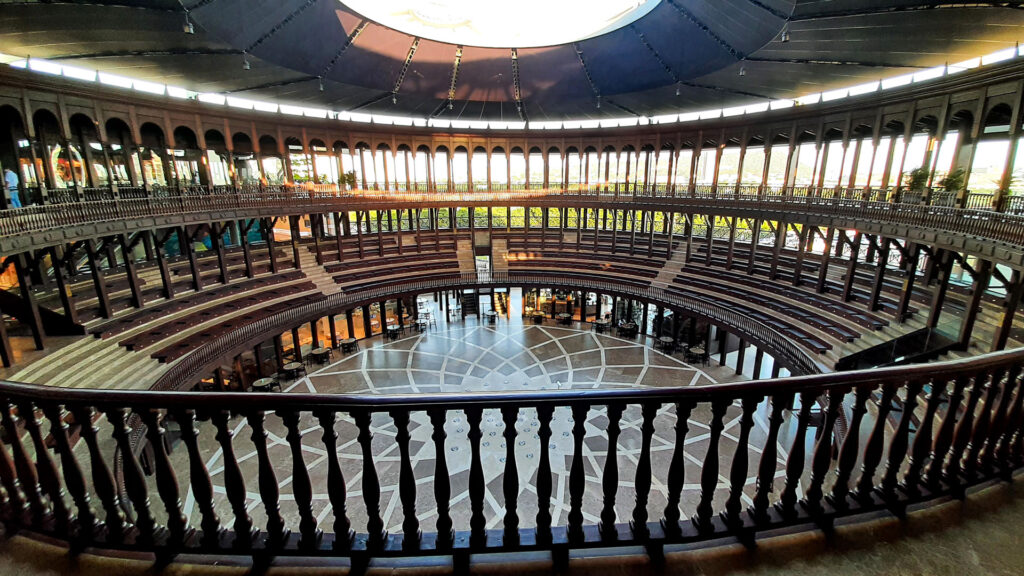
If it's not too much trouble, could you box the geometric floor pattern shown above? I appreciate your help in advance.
[175,322,790,540]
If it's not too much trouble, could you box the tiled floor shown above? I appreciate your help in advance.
[173,300,788,544]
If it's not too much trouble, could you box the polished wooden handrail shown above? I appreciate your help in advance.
[0,347,1021,564]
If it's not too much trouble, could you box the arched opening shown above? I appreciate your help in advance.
[203,129,231,187]
[546,146,562,189]
[259,135,284,184]
[232,133,261,185]
[68,113,105,189]
[739,136,765,189]
[311,139,336,184]
[171,126,203,186]
[0,105,29,207]
[414,145,431,190]
[471,146,488,191]
[33,109,81,192]
[139,122,169,187]
[284,136,308,185]
[433,146,450,192]
[452,146,469,191]
[105,117,136,188]
[528,146,544,188]
[509,147,526,189]
[490,146,508,190]
[969,104,1015,193]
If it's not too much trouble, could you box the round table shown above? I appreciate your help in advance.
[658,336,675,353]
[594,319,610,333]
[485,310,497,324]
[251,377,276,392]
[311,347,331,364]
[282,362,305,380]
[340,338,358,353]
[556,312,572,325]
[531,311,546,324]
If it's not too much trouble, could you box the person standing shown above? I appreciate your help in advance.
[4,167,21,208]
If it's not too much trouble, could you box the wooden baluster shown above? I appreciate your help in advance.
[315,410,353,549]
[724,396,758,526]
[501,406,520,546]
[19,401,71,538]
[662,401,694,537]
[391,410,420,550]
[353,410,385,548]
[0,401,45,528]
[995,369,1024,466]
[70,406,127,543]
[0,429,27,525]
[828,385,871,509]
[280,410,320,549]
[630,402,659,539]
[567,404,588,543]
[777,392,814,517]
[902,379,945,496]
[429,409,453,549]
[41,403,97,542]
[749,393,786,523]
[854,383,898,502]
[803,388,844,514]
[210,410,255,547]
[247,411,286,545]
[692,399,728,532]
[599,403,623,540]
[175,409,221,548]
[963,369,1004,479]
[926,376,969,489]
[466,407,486,548]
[106,407,157,545]
[944,372,987,486]
[981,366,1020,471]
[535,405,554,546]
[140,409,190,546]
[878,380,924,499]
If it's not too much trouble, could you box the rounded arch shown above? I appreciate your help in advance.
[173,126,200,150]
[258,135,280,155]
[232,132,254,155]
[139,122,166,149]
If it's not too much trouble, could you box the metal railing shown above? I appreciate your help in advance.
[0,345,1021,564]
[3,185,1024,252]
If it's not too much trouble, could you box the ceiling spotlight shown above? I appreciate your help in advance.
[183,11,194,35]
[596,96,601,109]
[318,76,324,91]
[448,100,454,110]
[392,94,398,105]
[242,52,251,70]
[738,66,747,77]
[781,29,790,43]
[675,85,681,96]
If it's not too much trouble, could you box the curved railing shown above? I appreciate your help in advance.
[0,345,1021,565]
[2,186,1024,261]
[152,271,824,392]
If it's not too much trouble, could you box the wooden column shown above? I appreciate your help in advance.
[958,259,993,349]
[85,239,112,318]
[14,255,44,349]
[119,234,144,308]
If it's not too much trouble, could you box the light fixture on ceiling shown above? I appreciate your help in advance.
[392,94,398,105]
[242,52,251,70]
[183,11,194,34]
[675,84,681,96]
[596,95,601,109]
[318,76,324,91]
[781,27,790,43]
[447,100,454,110]
[739,66,747,76]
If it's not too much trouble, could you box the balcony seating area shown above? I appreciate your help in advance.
[320,234,462,291]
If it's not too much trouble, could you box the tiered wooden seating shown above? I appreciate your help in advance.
[663,283,833,354]
[150,293,324,363]
[118,280,316,354]
[89,271,306,339]
[671,274,860,343]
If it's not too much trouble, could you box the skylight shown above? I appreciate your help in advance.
[341,0,660,48]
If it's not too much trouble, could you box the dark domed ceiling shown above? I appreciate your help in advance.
[1,1,1023,122]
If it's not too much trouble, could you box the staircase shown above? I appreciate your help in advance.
[491,239,509,274]
[298,249,342,295]
[462,290,479,317]
[456,239,477,276]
